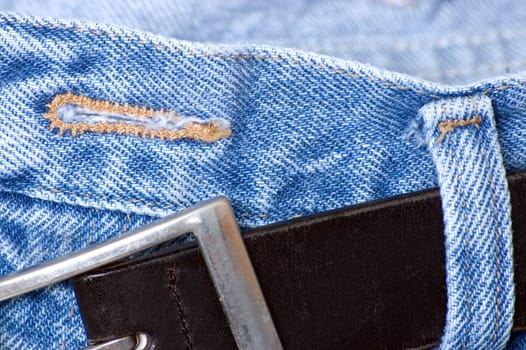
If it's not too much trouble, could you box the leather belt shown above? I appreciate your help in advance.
[72,171,526,349]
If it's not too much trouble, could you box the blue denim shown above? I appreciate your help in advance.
[419,95,514,349]
[3,0,526,85]
[1,1,526,349]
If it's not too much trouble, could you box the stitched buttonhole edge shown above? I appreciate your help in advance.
[43,92,232,143]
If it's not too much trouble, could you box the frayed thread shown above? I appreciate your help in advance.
[402,118,428,149]
[403,115,483,147]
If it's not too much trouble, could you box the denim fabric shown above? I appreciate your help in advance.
[3,0,526,85]
[420,95,514,349]
[0,2,526,349]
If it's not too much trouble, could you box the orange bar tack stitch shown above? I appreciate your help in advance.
[44,93,232,142]
[435,115,482,144]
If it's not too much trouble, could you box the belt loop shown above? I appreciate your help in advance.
[419,94,514,349]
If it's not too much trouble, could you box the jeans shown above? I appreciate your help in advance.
[1,0,526,348]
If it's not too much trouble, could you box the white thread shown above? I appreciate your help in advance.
[57,104,231,131]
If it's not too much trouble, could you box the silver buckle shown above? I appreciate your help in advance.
[0,197,283,350]
[82,335,149,350]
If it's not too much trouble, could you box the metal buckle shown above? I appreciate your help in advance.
[82,335,149,350]
[0,197,283,350]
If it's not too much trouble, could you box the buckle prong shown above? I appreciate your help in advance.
[0,197,282,350]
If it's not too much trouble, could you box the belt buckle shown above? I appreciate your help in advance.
[0,197,283,350]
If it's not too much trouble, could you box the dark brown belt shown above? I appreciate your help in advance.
[72,171,526,349]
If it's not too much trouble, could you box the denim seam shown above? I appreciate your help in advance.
[456,155,471,350]
[2,17,526,220]
[2,18,526,100]
[454,112,501,346]
[450,128,472,350]
[471,97,502,343]
[13,187,274,218]
[484,140,502,343]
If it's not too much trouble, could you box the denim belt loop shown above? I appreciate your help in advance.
[419,94,515,349]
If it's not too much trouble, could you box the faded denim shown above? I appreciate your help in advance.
[1,1,526,349]
[420,95,514,349]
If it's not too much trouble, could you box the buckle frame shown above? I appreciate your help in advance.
[0,197,282,350]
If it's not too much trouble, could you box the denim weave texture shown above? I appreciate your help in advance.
[3,0,526,84]
[0,1,526,349]
[420,95,514,349]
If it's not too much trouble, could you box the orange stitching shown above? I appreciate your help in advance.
[3,18,525,218]
[4,19,525,99]
[44,92,232,142]
[9,18,525,98]
[436,116,482,144]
